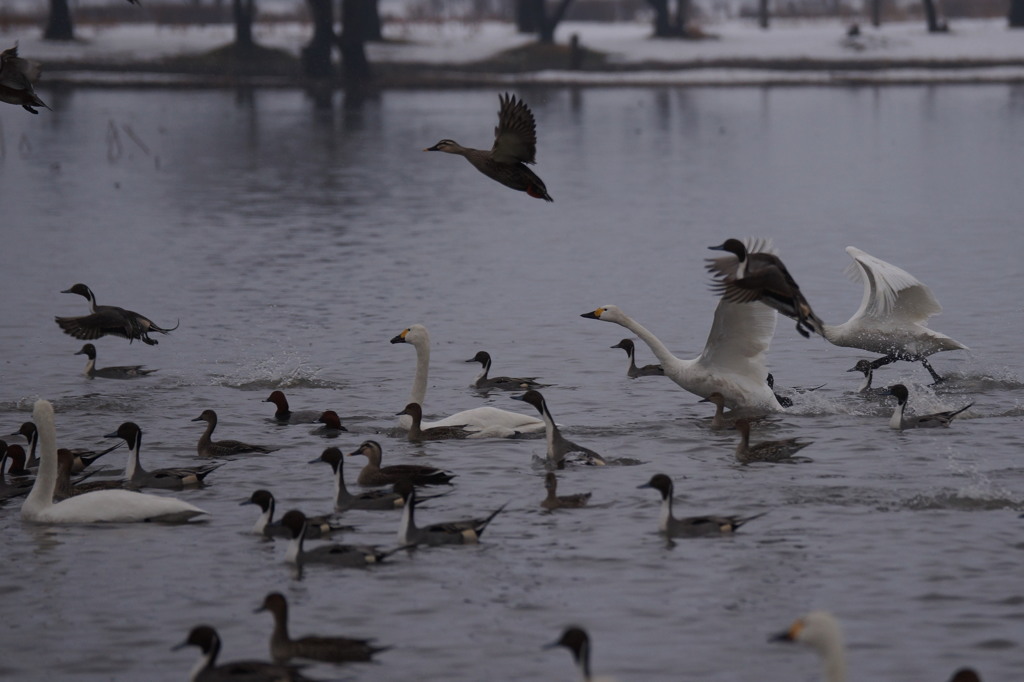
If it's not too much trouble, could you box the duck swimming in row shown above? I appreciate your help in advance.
[771,611,847,682]
[279,509,393,568]
[424,92,553,201]
[396,481,507,547]
[311,447,414,511]
[706,238,825,339]
[465,350,544,390]
[55,283,178,346]
[242,489,350,540]
[609,338,665,378]
[106,421,222,489]
[821,247,968,383]
[541,471,591,510]
[512,390,607,468]
[638,473,765,538]
[391,324,545,437]
[255,592,388,665]
[884,384,972,430]
[0,44,48,114]
[396,402,472,442]
[582,301,780,412]
[75,343,157,379]
[347,439,456,487]
[192,410,274,458]
[313,410,348,437]
[21,400,207,523]
[733,418,812,464]
[263,391,322,425]
[174,625,314,682]
[545,626,617,682]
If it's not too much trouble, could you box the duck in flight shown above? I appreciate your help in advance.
[55,283,178,346]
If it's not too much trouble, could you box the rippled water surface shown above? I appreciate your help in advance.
[2,85,1023,682]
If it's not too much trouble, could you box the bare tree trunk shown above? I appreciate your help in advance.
[517,0,542,33]
[301,0,335,78]
[538,0,574,44]
[1010,0,1024,28]
[870,0,882,27]
[647,0,672,37]
[340,0,372,84]
[233,0,255,48]
[43,0,74,41]
[921,0,947,32]
[673,0,690,35]
[758,0,769,29]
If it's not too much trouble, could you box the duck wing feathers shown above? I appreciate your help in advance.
[491,92,538,165]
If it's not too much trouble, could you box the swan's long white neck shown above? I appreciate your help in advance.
[820,639,847,682]
[611,313,683,371]
[22,401,57,518]
[403,333,431,430]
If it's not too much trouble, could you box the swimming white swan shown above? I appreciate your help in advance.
[821,247,968,383]
[21,400,207,524]
[390,324,544,437]
[581,301,780,412]
[771,611,847,682]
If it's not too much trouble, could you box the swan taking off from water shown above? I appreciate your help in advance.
[821,247,968,383]
[390,324,544,437]
[581,301,780,412]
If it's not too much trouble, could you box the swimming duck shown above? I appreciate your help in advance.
[312,410,348,437]
[392,324,545,437]
[55,283,178,346]
[465,350,544,390]
[263,391,322,425]
[545,626,616,682]
[347,439,455,487]
[638,473,764,538]
[75,343,157,379]
[242,489,349,540]
[21,400,207,523]
[192,410,274,458]
[884,384,972,430]
[173,625,313,682]
[949,669,982,682]
[310,447,449,512]
[733,418,812,464]
[821,247,968,383]
[9,420,120,472]
[256,592,388,664]
[581,301,780,412]
[395,481,506,546]
[512,390,606,468]
[424,92,553,201]
[0,44,48,114]
[396,403,472,442]
[846,359,890,395]
[9,421,39,466]
[106,422,222,489]
[771,611,847,682]
[53,448,128,501]
[765,373,794,408]
[610,338,665,378]
[706,238,825,339]
[279,510,392,568]
[0,442,33,501]
[541,471,591,510]
[1,443,32,477]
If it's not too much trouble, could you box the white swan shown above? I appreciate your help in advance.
[771,611,847,682]
[390,324,544,437]
[581,301,780,412]
[21,400,207,524]
[822,247,968,382]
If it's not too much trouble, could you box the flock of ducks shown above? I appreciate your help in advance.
[4,88,983,680]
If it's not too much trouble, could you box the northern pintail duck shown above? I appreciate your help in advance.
[263,391,322,424]
[771,611,847,682]
[392,324,545,437]
[734,418,812,464]
[949,669,982,682]
[465,350,543,390]
[256,592,388,664]
[0,442,33,501]
[242,489,349,540]
[55,283,178,346]
[10,420,120,472]
[279,510,393,568]
[75,343,157,379]
[884,384,972,430]
[107,421,222,489]
[347,439,455,487]
[638,473,764,538]
[395,403,472,442]
[424,92,553,201]
[53,448,128,501]
[512,390,606,468]
[610,339,665,378]
[395,481,506,546]
[766,373,793,408]
[9,421,38,467]
[581,301,780,412]
[310,447,450,512]
[312,410,348,437]
[706,238,825,338]
[192,410,274,458]
[545,626,616,682]
[541,472,591,510]
[2,443,32,477]
[846,359,890,395]
[820,247,968,383]
[21,400,207,523]
[174,625,313,682]
[0,44,48,114]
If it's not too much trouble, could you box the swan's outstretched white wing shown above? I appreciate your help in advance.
[845,246,942,326]
[697,299,777,378]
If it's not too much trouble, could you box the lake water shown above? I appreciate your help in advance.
[1,84,1023,682]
